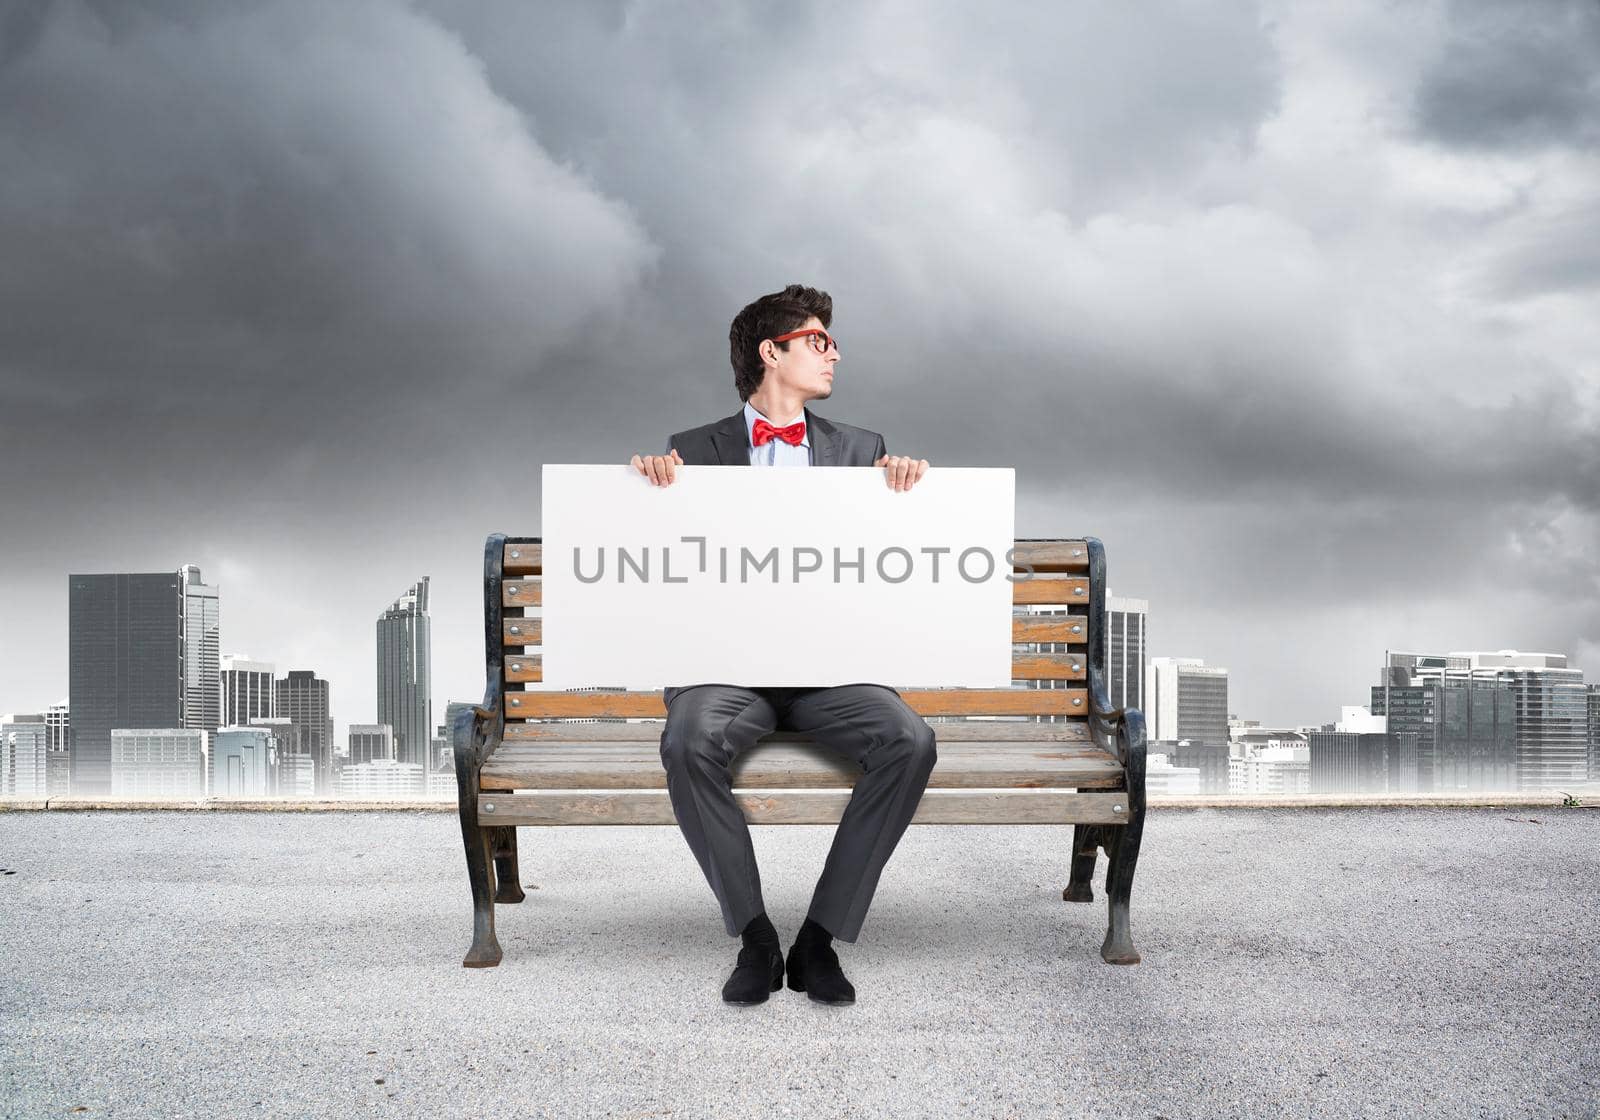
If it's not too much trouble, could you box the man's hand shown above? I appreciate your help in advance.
[874,454,929,492]
[631,448,684,486]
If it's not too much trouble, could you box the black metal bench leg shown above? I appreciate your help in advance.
[461,820,503,967]
[491,825,525,904]
[1064,824,1098,902]
[1100,812,1144,964]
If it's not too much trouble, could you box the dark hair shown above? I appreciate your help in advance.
[728,284,833,402]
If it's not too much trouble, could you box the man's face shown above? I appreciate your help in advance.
[764,315,838,401]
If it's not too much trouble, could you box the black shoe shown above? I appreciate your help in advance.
[721,942,784,1004]
[785,939,856,1005]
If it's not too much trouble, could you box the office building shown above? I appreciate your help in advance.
[255,715,310,797]
[1372,654,1517,792]
[110,728,207,798]
[181,566,221,733]
[277,752,315,797]
[274,672,334,796]
[1225,725,1313,796]
[1230,743,1312,795]
[1150,658,1229,747]
[338,759,426,799]
[1,716,49,797]
[1145,751,1200,796]
[377,578,432,778]
[426,769,457,799]
[1309,730,1420,794]
[1588,684,1599,782]
[45,702,70,797]
[1104,589,1148,714]
[248,717,300,757]
[221,656,275,728]
[348,724,395,766]
[211,727,275,798]
[1379,651,1584,790]
[68,572,185,795]
[1171,738,1230,794]
[1230,723,1311,747]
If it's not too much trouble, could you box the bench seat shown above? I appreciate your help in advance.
[482,738,1122,791]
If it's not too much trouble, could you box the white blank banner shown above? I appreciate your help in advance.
[539,465,1017,689]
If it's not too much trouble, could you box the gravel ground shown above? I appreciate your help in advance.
[1,808,1597,1120]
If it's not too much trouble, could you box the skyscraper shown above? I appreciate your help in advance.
[377,578,432,778]
[221,656,275,727]
[1150,657,1229,748]
[274,671,333,796]
[181,566,221,733]
[68,572,185,796]
[1104,589,1148,714]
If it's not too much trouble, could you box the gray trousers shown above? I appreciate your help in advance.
[659,684,938,944]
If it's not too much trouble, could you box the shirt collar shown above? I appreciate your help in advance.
[743,400,809,449]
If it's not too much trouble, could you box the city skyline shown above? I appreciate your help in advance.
[9,561,1596,798]
[10,562,1594,740]
[20,564,451,798]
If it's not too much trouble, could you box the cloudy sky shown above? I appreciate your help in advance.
[2,0,1597,733]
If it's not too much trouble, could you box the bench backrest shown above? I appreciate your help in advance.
[477,536,1110,743]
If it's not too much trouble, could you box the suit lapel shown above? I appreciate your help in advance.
[806,408,839,466]
[708,410,748,465]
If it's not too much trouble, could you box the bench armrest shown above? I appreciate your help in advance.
[452,532,515,780]
[1084,537,1148,811]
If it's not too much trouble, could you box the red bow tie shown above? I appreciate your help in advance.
[751,418,806,447]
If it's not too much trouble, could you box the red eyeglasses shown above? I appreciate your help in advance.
[771,327,840,355]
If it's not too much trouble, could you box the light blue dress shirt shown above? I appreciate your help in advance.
[742,400,812,466]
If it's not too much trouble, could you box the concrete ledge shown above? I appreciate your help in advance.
[2,791,1594,812]
[0,798,454,812]
[1148,791,1595,809]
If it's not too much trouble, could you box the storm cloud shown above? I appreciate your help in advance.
[2,0,1596,730]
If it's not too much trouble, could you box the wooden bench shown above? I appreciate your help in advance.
[448,534,1148,968]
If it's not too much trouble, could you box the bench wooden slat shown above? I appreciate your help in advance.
[503,619,541,645]
[476,788,1131,826]
[502,539,1090,577]
[1008,540,1091,574]
[502,575,1088,608]
[503,688,1087,719]
[502,614,1090,648]
[502,652,1087,684]
[482,742,1122,791]
[1010,577,1090,605]
[501,721,1090,743]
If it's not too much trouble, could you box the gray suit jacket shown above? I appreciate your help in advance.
[667,406,887,467]
[661,406,889,706]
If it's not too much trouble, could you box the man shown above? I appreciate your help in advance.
[629,283,936,1007]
